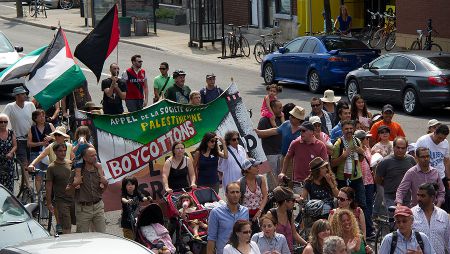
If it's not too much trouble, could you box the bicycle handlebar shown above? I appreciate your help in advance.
[383,12,396,19]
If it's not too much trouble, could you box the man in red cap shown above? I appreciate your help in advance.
[379,205,434,254]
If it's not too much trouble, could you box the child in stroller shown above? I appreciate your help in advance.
[178,193,208,240]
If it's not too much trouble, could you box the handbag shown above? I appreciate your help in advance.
[33,126,50,165]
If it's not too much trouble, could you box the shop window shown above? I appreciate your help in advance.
[275,0,291,15]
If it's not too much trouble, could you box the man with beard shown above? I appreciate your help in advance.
[412,182,450,254]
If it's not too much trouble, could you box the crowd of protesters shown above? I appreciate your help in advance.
[1,55,449,254]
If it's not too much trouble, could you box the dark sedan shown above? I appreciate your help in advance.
[345,51,450,115]
[261,35,380,93]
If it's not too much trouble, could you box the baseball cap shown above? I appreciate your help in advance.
[382,104,394,113]
[354,130,371,140]
[242,158,262,170]
[377,125,391,133]
[428,119,441,128]
[394,206,413,217]
[309,116,321,125]
[206,73,216,79]
[299,121,314,131]
[173,69,186,78]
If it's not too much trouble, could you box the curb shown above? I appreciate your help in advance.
[0,15,166,52]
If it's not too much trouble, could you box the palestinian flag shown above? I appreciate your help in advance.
[0,46,47,84]
[74,4,119,82]
[26,27,86,110]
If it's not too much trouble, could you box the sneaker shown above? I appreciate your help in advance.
[56,224,63,234]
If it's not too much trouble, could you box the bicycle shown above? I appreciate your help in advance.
[28,168,53,233]
[225,24,250,58]
[15,156,35,205]
[410,19,442,51]
[369,12,396,49]
[359,10,382,46]
[253,31,282,63]
[29,0,47,18]
[374,206,397,254]
[59,0,78,10]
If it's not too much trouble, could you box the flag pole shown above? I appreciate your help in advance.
[116,2,119,64]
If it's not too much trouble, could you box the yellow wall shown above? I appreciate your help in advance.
[297,0,365,36]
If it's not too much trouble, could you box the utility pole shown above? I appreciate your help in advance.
[16,0,23,18]
[324,0,332,33]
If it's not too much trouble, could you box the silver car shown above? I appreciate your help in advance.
[1,232,156,254]
[0,185,49,249]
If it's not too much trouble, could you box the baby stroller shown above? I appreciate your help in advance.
[165,187,223,254]
[135,203,176,254]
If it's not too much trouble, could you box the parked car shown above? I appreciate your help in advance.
[0,31,25,94]
[345,51,450,115]
[0,184,49,249]
[1,232,156,254]
[261,35,380,93]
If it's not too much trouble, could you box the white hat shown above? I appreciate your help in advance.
[428,119,441,128]
[320,90,341,103]
[50,126,70,139]
[309,116,321,125]
[289,106,305,120]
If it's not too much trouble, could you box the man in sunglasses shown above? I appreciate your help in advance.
[200,73,223,104]
[305,97,334,135]
[369,104,406,145]
[153,62,174,102]
[122,54,148,112]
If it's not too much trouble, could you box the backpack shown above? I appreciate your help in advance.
[390,231,424,254]
[239,175,262,204]
[331,137,361,173]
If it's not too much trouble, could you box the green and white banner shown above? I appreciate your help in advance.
[86,84,268,211]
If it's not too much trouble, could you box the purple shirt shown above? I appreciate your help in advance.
[395,165,445,207]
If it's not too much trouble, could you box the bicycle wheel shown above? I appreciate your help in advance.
[409,40,420,50]
[430,43,442,51]
[359,27,372,44]
[37,192,52,233]
[384,31,396,51]
[59,0,73,10]
[239,37,250,57]
[374,222,391,253]
[225,36,235,57]
[370,28,384,48]
[253,42,266,63]
[29,1,37,18]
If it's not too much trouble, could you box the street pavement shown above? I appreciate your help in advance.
[0,4,449,238]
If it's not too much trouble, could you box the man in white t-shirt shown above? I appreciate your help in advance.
[416,124,450,211]
[2,86,36,174]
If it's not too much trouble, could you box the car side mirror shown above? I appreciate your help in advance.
[278,47,286,54]
[362,63,369,69]
[24,203,38,215]
[15,46,23,52]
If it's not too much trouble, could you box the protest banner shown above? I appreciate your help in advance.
[85,84,267,211]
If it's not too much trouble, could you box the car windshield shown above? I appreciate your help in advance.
[0,33,15,53]
[0,187,29,226]
[421,56,450,71]
[323,38,368,51]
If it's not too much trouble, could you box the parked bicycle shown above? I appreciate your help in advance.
[59,0,79,10]
[29,0,47,18]
[359,10,382,46]
[410,19,442,51]
[253,31,282,63]
[224,24,250,58]
[369,12,396,49]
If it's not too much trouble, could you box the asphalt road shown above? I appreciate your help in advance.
[1,18,449,237]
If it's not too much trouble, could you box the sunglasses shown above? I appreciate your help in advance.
[379,131,389,134]
[137,60,143,63]
[209,139,217,143]
[0,121,8,124]
[231,138,239,141]
[337,197,349,202]
[311,104,321,108]
[54,133,63,137]
[240,230,252,234]
[159,67,167,70]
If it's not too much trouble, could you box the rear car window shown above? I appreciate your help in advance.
[323,38,368,51]
[421,56,450,71]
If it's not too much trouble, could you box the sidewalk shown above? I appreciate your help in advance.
[0,6,263,72]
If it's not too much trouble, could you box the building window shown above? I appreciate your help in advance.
[275,0,291,15]
[160,0,182,6]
